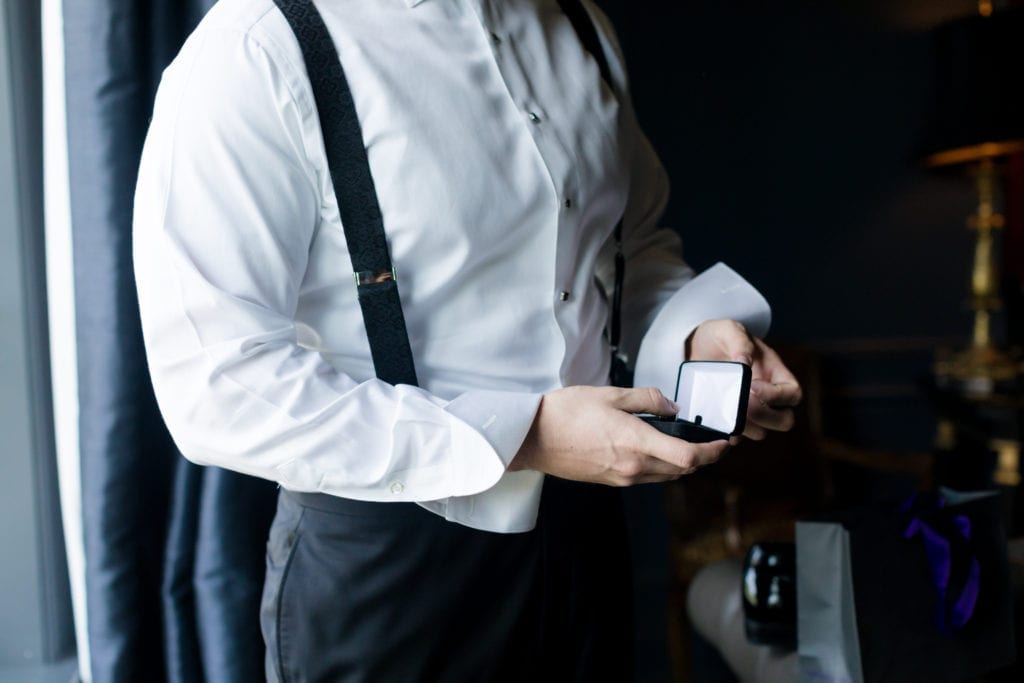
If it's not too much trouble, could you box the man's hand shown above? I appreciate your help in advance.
[509,386,730,485]
[686,319,802,441]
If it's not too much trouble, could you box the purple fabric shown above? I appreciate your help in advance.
[902,497,981,635]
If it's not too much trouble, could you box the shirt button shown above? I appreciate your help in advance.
[564,197,572,208]
[528,111,541,123]
[490,31,502,46]
[389,481,405,494]
[559,291,571,302]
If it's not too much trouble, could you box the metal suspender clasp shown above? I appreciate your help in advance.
[354,267,397,286]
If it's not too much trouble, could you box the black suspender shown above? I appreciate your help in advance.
[273,0,419,387]
[274,0,629,388]
[555,0,613,85]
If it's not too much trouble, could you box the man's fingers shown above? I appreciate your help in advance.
[747,384,795,434]
[742,422,768,441]
[750,379,803,409]
[637,427,730,471]
[609,386,677,416]
[633,471,691,485]
[745,347,801,437]
[682,439,730,468]
[752,339,800,387]
[636,455,691,478]
[610,451,695,486]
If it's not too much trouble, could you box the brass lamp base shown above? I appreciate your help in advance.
[935,345,1021,396]
[931,154,1023,396]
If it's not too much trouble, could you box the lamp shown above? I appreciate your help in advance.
[921,2,1024,395]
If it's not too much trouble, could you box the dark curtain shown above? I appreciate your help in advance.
[62,2,279,681]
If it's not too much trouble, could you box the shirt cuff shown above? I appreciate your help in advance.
[633,263,772,402]
[417,389,545,533]
[445,389,543,470]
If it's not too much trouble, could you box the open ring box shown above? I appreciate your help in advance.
[639,361,752,442]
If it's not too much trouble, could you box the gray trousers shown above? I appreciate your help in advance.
[260,477,633,682]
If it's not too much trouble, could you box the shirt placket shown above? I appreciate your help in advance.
[468,0,586,384]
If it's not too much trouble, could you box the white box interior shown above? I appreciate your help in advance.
[674,362,744,433]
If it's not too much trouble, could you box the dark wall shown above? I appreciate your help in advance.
[597,5,1019,680]
[603,0,995,451]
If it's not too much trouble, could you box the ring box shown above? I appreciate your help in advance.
[639,361,752,442]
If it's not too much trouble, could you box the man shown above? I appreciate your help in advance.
[133,0,800,680]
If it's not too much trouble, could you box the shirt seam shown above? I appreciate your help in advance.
[185,20,325,205]
[247,17,334,247]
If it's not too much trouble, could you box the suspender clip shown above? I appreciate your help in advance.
[354,267,397,286]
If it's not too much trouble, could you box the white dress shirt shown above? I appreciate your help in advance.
[133,0,753,533]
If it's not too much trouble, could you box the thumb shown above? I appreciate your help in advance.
[610,387,678,416]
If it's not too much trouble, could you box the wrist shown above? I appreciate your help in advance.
[507,449,529,472]
[508,395,545,473]
[684,324,700,360]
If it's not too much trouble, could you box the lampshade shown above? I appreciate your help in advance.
[920,6,1024,167]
